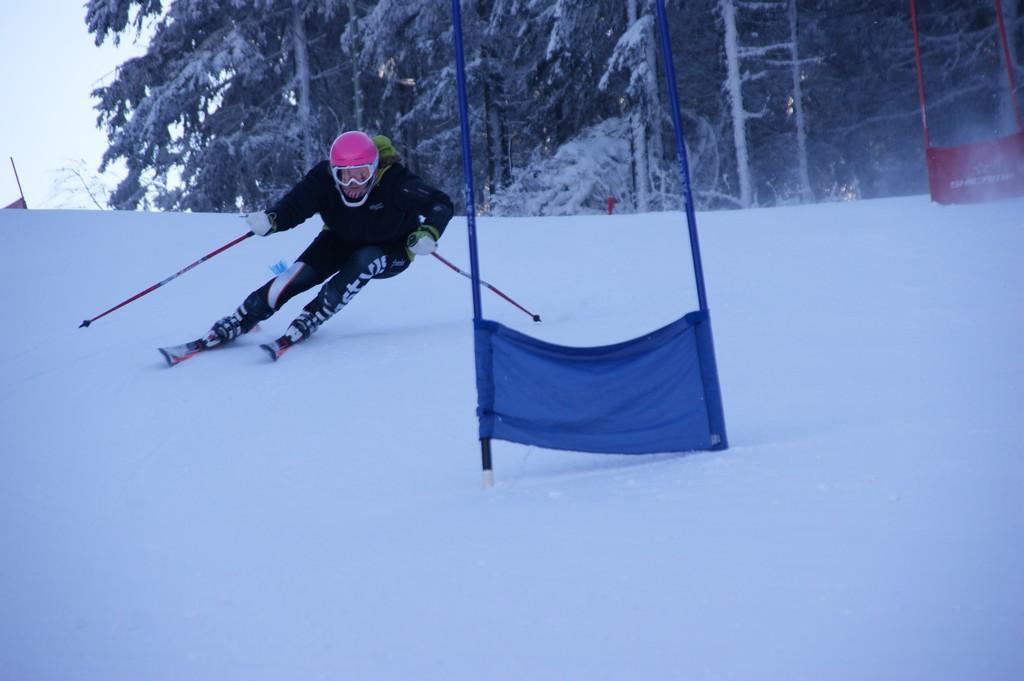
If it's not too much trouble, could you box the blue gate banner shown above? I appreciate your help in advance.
[475,311,728,454]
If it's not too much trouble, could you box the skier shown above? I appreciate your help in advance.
[202,131,453,360]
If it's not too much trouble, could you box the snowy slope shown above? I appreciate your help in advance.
[1,196,1022,680]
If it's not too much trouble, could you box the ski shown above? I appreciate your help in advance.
[159,323,263,366]
[158,337,217,366]
[260,335,295,362]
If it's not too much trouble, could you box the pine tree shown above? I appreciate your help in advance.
[85,0,1024,215]
[88,0,357,211]
[600,0,666,212]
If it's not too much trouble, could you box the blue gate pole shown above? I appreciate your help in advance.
[450,0,494,485]
[655,0,710,312]
[450,0,483,322]
[655,0,728,449]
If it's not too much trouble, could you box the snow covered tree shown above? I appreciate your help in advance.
[344,0,365,130]
[85,0,1023,215]
[484,0,620,212]
[600,0,667,212]
[912,0,1023,144]
[352,0,464,204]
[487,0,632,213]
[718,0,755,207]
[490,118,632,215]
[716,0,821,206]
[786,0,814,203]
[88,0,361,211]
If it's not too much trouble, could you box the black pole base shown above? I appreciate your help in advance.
[481,438,493,487]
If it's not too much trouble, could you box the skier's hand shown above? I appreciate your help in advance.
[245,211,276,237]
[406,225,440,257]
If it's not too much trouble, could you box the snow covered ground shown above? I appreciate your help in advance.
[1,195,1022,680]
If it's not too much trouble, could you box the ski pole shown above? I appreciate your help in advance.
[431,251,541,322]
[80,231,254,328]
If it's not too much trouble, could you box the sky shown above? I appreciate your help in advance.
[0,3,145,208]
[0,196,1021,679]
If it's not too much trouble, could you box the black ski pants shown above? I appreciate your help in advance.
[240,229,410,327]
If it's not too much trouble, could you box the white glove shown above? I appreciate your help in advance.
[245,211,275,236]
[406,225,440,256]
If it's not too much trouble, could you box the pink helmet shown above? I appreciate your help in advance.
[329,131,380,207]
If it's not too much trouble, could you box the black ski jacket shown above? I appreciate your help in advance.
[267,161,454,250]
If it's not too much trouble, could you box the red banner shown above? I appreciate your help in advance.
[926,130,1024,204]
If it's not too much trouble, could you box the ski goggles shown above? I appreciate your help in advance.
[332,164,374,187]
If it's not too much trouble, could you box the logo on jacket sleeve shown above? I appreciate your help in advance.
[368,202,384,211]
